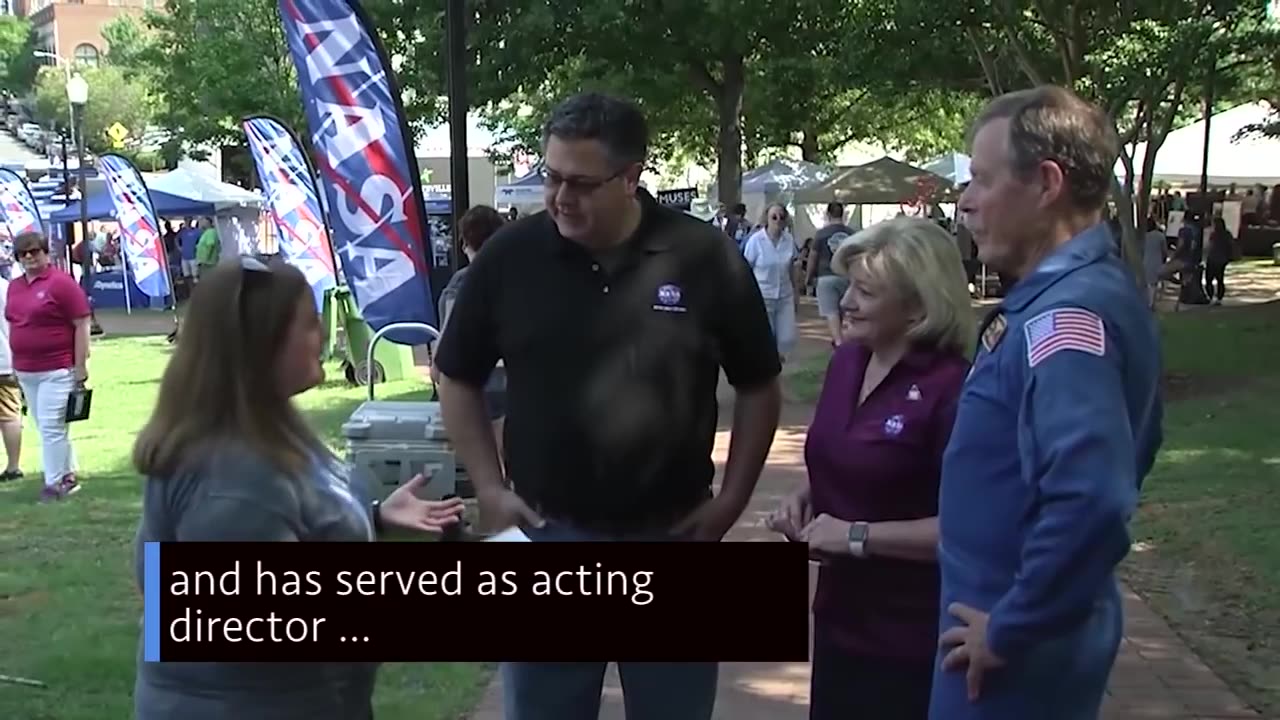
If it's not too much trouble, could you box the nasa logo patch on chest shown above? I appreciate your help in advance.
[883,414,905,437]
[653,283,688,313]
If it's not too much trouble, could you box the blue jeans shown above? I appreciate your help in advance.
[500,521,718,720]
[928,580,1123,720]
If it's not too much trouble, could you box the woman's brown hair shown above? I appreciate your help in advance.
[459,205,505,253]
[133,257,326,479]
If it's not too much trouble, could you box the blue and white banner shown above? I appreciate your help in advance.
[277,0,438,343]
[243,115,338,311]
[0,168,44,238]
[98,154,172,299]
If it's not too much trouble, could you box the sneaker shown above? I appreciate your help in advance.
[58,475,81,497]
[39,485,61,503]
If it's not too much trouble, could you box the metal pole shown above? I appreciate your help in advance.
[445,0,470,272]
[73,102,101,334]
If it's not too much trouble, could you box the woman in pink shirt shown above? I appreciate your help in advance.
[5,232,92,502]
[767,217,974,719]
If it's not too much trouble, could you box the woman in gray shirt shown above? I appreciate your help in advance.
[132,257,465,720]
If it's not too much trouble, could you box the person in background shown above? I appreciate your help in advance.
[432,204,509,464]
[5,232,91,502]
[806,202,855,347]
[0,271,23,482]
[742,203,798,363]
[195,218,221,275]
[933,85,1162,719]
[177,218,203,283]
[1142,216,1168,309]
[132,257,465,720]
[724,202,751,250]
[506,207,520,222]
[768,217,974,720]
[1204,216,1237,306]
[434,91,781,720]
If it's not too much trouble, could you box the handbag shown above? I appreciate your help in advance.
[65,383,93,423]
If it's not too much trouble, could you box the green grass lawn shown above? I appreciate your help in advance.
[0,336,490,720]
[1126,300,1280,716]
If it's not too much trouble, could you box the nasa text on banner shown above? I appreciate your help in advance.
[276,0,437,344]
[243,116,338,312]
[0,168,45,238]
[98,154,172,299]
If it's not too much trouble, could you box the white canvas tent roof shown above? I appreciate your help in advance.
[1121,102,1280,187]
[708,157,833,200]
[924,152,972,185]
[145,161,262,210]
[793,157,956,205]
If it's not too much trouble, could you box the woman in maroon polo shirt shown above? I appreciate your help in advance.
[5,232,92,502]
[766,217,974,719]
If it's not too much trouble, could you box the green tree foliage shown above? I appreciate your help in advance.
[848,0,1280,270]
[33,65,159,153]
[140,0,444,153]
[0,16,36,91]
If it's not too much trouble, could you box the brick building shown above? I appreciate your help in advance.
[17,0,161,67]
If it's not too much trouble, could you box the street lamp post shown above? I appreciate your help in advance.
[34,50,75,148]
[66,73,100,335]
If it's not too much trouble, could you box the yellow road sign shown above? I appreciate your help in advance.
[107,123,129,148]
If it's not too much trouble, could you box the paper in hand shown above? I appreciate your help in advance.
[484,526,532,543]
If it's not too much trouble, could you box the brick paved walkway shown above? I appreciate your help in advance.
[464,301,1260,720]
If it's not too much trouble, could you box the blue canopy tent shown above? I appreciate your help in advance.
[49,186,214,223]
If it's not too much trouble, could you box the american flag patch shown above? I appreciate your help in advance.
[1023,308,1106,368]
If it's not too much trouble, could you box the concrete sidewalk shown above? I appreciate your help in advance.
[468,301,1259,720]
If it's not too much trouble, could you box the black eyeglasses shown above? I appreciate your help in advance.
[539,166,629,195]
[16,247,45,258]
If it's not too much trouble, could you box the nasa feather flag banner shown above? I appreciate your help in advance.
[243,115,338,311]
[98,154,172,299]
[276,0,438,343]
[0,167,44,237]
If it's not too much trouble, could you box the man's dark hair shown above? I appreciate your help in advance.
[733,203,747,215]
[970,85,1118,211]
[542,92,649,168]
[826,202,844,219]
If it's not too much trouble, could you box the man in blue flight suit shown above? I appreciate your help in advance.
[931,86,1164,719]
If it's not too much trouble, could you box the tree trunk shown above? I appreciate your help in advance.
[714,54,745,206]
[799,130,819,163]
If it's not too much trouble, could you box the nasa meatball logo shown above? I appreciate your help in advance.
[653,283,687,313]
[883,414,905,437]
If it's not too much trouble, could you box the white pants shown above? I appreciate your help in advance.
[181,259,200,278]
[762,295,797,360]
[16,368,78,487]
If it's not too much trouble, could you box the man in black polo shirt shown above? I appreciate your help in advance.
[434,93,782,719]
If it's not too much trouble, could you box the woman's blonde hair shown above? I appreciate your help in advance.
[832,217,976,356]
[133,257,328,480]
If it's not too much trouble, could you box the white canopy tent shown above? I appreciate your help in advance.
[924,152,972,185]
[494,164,544,208]
[708,157,836,242]
[146,160,263,209]
[1120,102,1280,187]
[145,160,266,257]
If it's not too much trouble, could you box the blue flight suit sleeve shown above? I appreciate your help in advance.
[985,304,1139,661]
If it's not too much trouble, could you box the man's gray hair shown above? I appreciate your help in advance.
[542,92,649,168]
[970,85,1119,211]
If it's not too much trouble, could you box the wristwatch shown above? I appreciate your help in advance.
[847,521,870,558]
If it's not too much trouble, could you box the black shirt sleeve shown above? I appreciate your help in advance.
[433,243,501,388]
[710,233,783,389]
